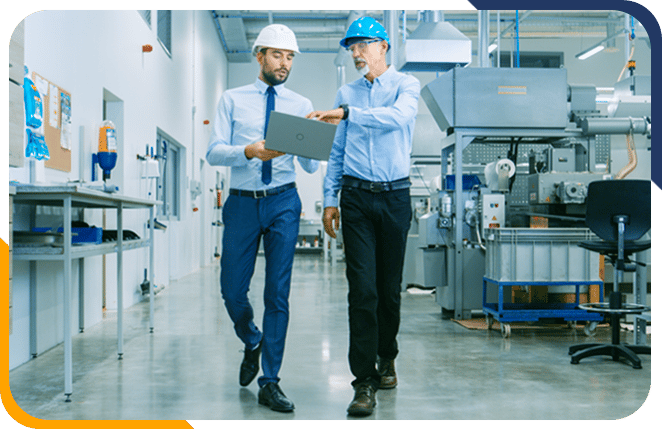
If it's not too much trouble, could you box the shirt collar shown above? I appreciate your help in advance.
[254,78,284,96]
[373,65,395,85]
[362,65,394,87]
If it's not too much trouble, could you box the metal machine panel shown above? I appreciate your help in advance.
[422,68,569,131]
[421,72,455,131]
[614,75,651,96]
[528,172,606,204]
[481,194,505,230]
[436,247,486,313]
[547,148,576,172]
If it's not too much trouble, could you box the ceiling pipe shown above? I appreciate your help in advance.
[422,10,441,23]
[478,10,489,67]
[496,10,501,67]
[384,10,399,69]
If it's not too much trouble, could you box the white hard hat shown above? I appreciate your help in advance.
[252,24,300,56]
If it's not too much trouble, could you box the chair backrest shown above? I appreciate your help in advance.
[584,179,651,242]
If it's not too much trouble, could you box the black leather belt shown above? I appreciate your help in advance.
[341,176,411,193]
[229,182,296,199]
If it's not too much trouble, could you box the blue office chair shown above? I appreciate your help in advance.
[569,179,651,368]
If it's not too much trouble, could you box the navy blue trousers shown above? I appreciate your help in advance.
[220,187,301,387]
[340,186,412,389]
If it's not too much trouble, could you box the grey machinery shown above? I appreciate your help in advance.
[419,67,651,320]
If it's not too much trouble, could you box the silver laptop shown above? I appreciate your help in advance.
[265,111,337,161]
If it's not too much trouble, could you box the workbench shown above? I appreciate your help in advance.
[11,184,159,402]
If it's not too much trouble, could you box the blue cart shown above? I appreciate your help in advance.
[483,277,604,338]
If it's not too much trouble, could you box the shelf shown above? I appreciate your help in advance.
[10,183,158,401]
[294,246,323,254]
[13,239,150,260]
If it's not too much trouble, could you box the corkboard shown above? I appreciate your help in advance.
[32,72,71,172]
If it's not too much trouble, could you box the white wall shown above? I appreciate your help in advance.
[8,10,228,370]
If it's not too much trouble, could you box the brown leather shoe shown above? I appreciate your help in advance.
[378,358,397,389]
[347,383,376,416]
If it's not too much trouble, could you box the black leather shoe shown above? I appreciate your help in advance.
[378,358,397,389]
[239,340,261,386]
[258,382,295,412]
[347,383,376,416]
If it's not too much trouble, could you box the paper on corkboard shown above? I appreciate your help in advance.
[33,72,71,172]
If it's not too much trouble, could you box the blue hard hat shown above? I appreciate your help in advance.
[340,16,390,49]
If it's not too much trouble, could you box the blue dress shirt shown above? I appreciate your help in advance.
[206,79,319,190]
[323,66,421,208]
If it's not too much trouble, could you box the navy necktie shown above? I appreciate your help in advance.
[262,86,276,185]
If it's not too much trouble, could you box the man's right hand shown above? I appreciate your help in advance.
[323,206,340,239]
[245,140,284,161]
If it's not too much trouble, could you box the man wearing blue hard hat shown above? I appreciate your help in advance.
[307,16,420,417]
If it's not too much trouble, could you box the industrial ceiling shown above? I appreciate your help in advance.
[211,10,646,63]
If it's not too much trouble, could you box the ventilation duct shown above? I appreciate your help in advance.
[397,12,472,72]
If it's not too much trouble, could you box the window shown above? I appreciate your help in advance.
[156,131,182,220]
[138,10,151,28]
[157,10,172,56]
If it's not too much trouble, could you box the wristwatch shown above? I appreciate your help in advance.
[339,104,349,120]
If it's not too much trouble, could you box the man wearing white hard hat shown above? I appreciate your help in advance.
[206,23,318,413]
[308,16,420,417]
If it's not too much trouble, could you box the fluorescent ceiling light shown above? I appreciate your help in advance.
[575,28,626,60]
[577,45,605,60]
[488,43,498,53]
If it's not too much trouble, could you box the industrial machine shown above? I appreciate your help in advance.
[417,67,651,320]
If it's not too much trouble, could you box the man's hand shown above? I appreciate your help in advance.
[323,206,340,239]
[306,108,343,125]
[245,140,284,161]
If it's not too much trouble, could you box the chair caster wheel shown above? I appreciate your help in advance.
[584,321,598,337]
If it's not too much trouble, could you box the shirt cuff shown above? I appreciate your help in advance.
[324,195,339,208]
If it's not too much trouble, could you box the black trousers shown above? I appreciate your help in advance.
[340,185,412,389]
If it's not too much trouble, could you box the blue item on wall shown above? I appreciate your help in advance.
[92,152,118,182]
[23,68,43,129]
[25,128,50,161]
[445,174,481,191]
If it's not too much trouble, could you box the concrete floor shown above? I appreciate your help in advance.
[8,254,653,421]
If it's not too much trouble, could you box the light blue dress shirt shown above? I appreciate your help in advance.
[323,66,421,208]
[206,79,319,190]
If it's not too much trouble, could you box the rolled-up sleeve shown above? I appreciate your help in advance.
[347,76,420,130]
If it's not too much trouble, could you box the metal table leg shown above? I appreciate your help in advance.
[79,259,85,333]
[29,207,37,358]
[63,195,72,402]
[117,202,123,360]
[149,205,155,333]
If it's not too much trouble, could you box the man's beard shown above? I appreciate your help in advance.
[262,68,289,86]
[354,59,370,76]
